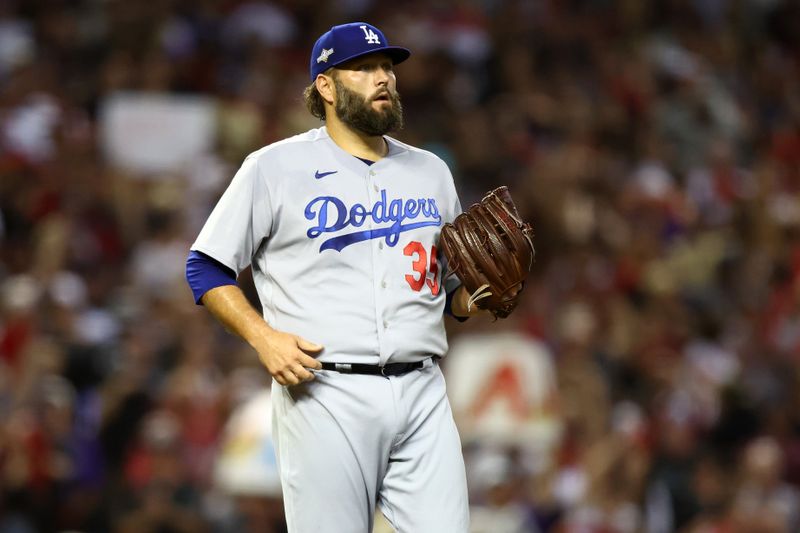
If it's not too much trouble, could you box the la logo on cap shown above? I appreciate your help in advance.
[360,25,381,44]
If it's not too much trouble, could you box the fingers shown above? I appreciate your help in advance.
[259,332,324,386]
[291,364,315,382]
[298,352,323,370]
[274,346,321,386]
[275,364,316,386]
[275,369,298,386]
[295,336,324,353]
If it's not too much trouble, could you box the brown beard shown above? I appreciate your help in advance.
[333,78,403,136]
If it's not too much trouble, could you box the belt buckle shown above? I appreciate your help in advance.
[380,365,389,377]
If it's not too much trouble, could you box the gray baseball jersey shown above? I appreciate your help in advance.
[192,126,470,532]
[192,126,462,364]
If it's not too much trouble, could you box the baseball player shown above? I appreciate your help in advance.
[186,22,482,532]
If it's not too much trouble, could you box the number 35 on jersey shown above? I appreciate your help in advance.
[404,241,439,296]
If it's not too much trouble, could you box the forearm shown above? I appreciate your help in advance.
[200,285,274,350]
[450,285,487,318]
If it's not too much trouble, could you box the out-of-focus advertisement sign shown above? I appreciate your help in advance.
[445,332,562,452]
[99,92,216,176]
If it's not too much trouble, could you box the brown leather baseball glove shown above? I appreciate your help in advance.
[440,186,535,319]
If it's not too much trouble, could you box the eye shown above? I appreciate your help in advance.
[357,63,372,72]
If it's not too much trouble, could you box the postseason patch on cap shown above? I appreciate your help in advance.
[317,47,334,64]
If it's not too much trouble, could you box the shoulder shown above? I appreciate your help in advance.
[384,135,447,166]
[245,127,329,165]
[385,136,456,189]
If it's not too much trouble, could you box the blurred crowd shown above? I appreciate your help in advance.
[1,0,800,531]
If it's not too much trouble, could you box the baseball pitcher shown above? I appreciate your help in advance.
[186,21,533,533]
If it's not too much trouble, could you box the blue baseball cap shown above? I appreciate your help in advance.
[310,22,411,81]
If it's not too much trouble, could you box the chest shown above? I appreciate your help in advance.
[271,160,451,255]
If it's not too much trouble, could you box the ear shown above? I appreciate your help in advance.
[316,73,335,106]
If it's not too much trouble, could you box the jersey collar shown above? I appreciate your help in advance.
[319,126,408,162]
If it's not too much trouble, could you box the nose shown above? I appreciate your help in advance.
[374,66,390,86]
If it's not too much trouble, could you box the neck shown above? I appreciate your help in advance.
[325,114,388,161]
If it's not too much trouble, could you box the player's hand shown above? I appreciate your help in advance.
[253,330,324,386]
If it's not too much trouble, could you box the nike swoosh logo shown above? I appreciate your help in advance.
[315,170,338,179]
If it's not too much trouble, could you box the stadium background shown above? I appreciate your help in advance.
[1,0,800,531]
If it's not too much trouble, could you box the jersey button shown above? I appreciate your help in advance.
[383,320,388,329]
[370,170,376,176]
[381,281,387,288]
[373,184,379,192]
[379,242,384,249]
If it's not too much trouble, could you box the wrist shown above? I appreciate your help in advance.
[243,317,277,351]
[451,286,471,318]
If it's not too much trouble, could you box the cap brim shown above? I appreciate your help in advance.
[331,46,411,70]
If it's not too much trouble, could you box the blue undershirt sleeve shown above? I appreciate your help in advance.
[185,250,238,305]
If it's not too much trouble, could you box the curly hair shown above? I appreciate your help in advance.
[303,69,335,120]
[303,82,326,120]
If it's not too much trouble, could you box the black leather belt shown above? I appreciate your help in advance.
[320,359,428,376]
